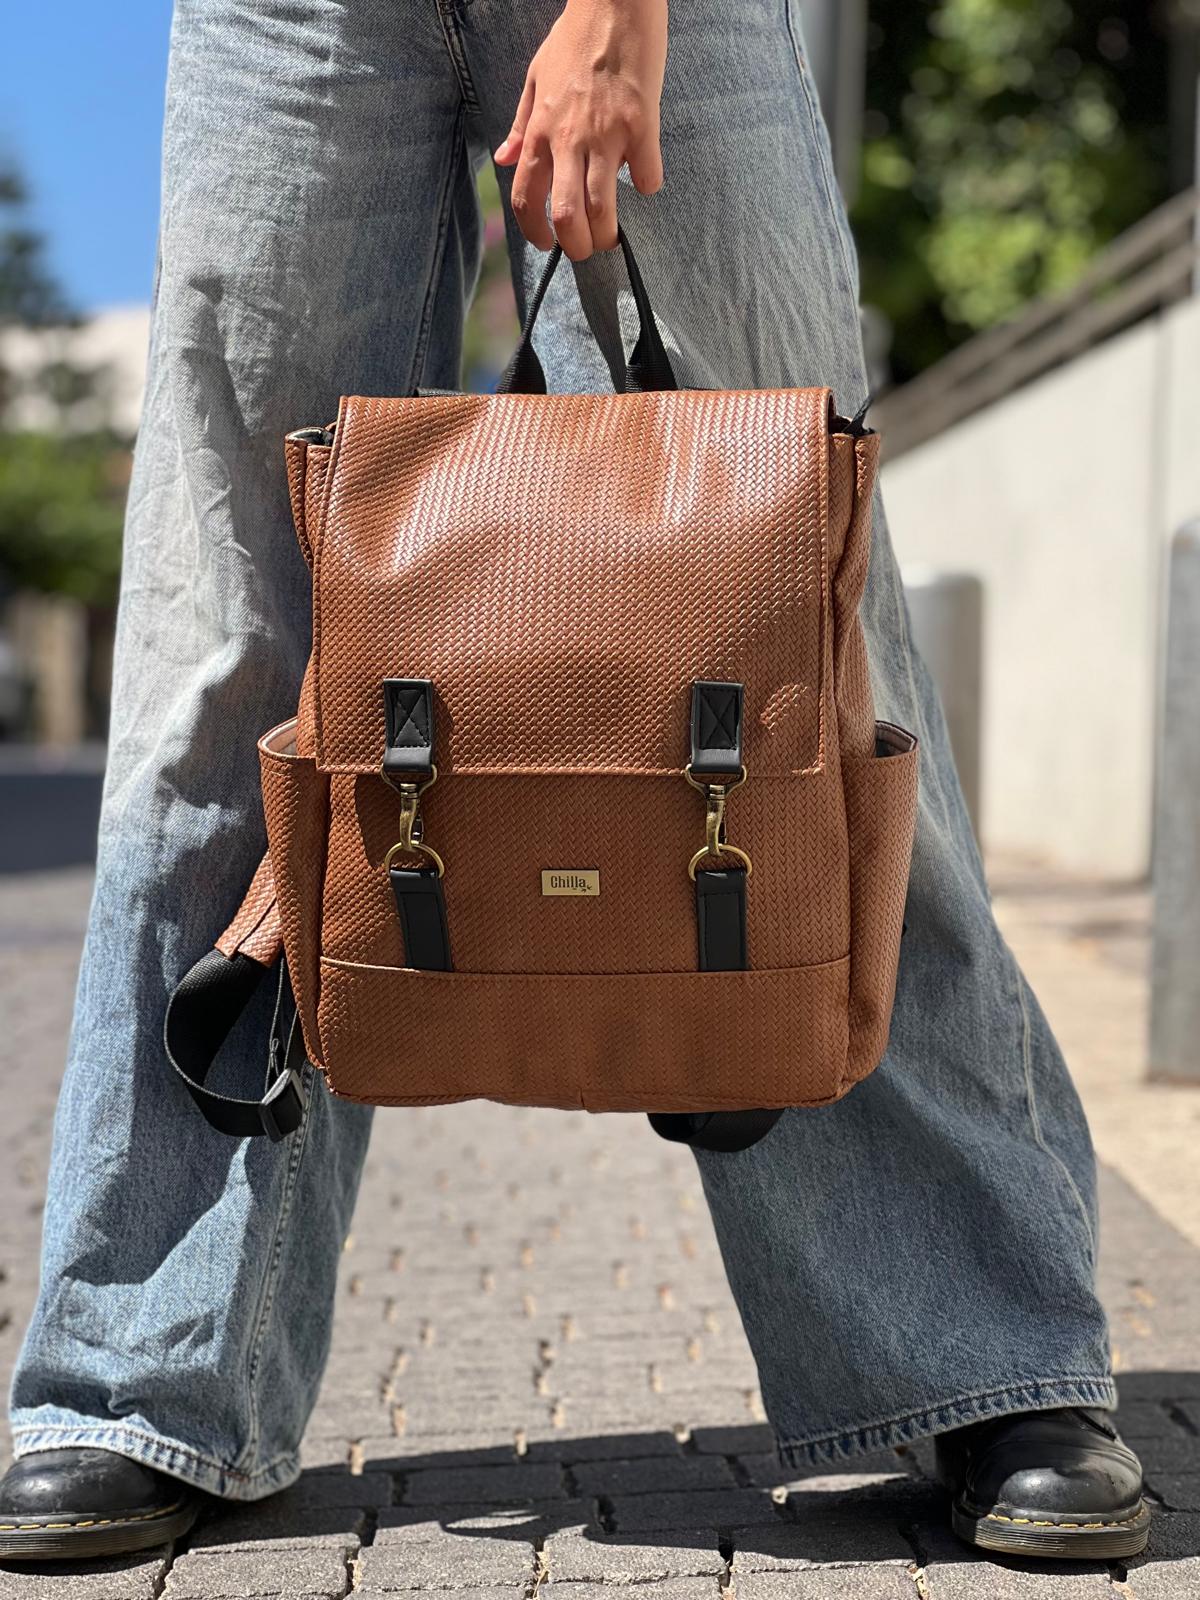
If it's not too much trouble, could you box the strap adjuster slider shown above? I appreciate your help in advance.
[261,1064,307,1143]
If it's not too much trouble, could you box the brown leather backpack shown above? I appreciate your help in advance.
[167,233,918,1152]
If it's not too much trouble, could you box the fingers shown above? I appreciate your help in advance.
[501,83,664,257]
[509,130,556,252]
[627,119,665,196]
[584,152,619,254]
[550,144,593,262]
[494,74,534,167]
[511,133,659,258]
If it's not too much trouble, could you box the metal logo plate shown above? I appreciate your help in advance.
[541,869,600,897]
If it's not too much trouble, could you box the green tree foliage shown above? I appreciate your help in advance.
[0,165,128,606]
[853,0,1172,381]
[0,432,127,605]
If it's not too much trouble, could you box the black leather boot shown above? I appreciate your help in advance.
[936,1407,1151,1559]
[0,1448,199,1561]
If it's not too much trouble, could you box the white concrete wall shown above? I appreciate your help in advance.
[882,296,1200,880]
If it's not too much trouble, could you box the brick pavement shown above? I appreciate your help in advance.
[0,867,1197,1598]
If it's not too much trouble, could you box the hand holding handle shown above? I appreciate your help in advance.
[497,227,678,395]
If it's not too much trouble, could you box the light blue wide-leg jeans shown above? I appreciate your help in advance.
[10,0,1115,1496]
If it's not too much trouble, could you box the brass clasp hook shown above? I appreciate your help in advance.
[382,768,445,878]
[683,764,752,880]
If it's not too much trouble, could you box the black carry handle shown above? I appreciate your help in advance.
[497,227,678,396]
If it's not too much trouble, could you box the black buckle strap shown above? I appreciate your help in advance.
[388,866,453,971]
[382,677,453,969]
[383,678,435,782]
[694,867,748,970]
[690,680,745,779]
[164,949,307,1141]
[649,681,782,1154]
[648,863,781,1153]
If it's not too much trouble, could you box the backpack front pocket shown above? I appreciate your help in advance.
[316,955,851,1112]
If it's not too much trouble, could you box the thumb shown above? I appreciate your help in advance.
[495,75,535,165]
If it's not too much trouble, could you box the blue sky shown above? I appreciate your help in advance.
[4,3,172,311]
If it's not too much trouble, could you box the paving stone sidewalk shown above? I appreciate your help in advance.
[0,866,1197,1599]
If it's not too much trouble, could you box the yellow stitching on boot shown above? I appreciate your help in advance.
[0,1499,184,1533]
[983,1507,1146,1531]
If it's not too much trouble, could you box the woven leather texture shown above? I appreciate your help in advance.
[322,765,849,977]
[311,388,832,777]
[237,387,920,1114]
[213,852,282,967]
[284,436,332,571]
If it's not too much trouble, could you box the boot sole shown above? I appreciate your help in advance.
[0,1496,198,1562]
[953,1496,1152,1560]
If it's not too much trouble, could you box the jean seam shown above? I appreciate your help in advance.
[782,0,861,317]
[434,0,481,114]
[409,102,469,392]
[237,1056,319,1476]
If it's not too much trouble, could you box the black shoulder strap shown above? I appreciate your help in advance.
[164,948,307,1141]
[649,1104,785,1153]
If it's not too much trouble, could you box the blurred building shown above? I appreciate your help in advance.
[0,307,149,746]
[1,306,150,437]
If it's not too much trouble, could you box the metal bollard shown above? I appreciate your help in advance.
[902,569,984,840]
[1150,522,1200,1083]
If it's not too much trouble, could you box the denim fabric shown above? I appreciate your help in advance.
[10,0,1115,1497]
